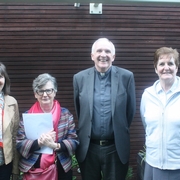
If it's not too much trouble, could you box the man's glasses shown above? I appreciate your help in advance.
[36,88,54,96]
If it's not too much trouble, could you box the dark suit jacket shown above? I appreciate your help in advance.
[73,66,136,164]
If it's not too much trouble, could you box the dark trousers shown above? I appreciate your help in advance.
[57,158,72,180]
[0,162,12,180]
[79,143,129,180]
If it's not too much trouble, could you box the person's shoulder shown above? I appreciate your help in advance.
[60,107,72,117]
[74,67,94,77]
[75,67,94,75]
[113,66,133,75]
[143,86,153,95]
[5,95,18,104]
[143,82,157,96]
[61,107,70,113]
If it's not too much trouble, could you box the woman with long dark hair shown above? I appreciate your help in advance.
[0,62,19,180]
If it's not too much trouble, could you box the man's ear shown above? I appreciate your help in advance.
[112,55,115,62]
[91,53,94,61]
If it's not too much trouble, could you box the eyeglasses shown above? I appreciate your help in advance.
[36,88,54,96]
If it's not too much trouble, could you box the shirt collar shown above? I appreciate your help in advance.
[94,67,112,78]
[156,78,178,94]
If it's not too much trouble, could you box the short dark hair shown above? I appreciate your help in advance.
[0,62,10,95]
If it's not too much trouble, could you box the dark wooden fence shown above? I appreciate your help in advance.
[0,3,180,179]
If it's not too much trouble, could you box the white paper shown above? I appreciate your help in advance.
[23,113,53,154]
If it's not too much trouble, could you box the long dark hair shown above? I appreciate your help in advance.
[0,62,10,95]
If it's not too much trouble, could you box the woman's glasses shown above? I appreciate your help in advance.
[36,88,54,96]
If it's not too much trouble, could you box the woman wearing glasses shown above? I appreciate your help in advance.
[16,73,79,180]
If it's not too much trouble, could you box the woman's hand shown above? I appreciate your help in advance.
[48,130,56,141]
[38,130,57,149]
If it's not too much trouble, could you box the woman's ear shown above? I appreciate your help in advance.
[34,92,38,99]
[155,68,157,74]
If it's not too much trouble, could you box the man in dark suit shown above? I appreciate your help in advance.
[73,38,136,180]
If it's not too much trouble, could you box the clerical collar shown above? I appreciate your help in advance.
[95,67,112,77]
[100,72,105,77]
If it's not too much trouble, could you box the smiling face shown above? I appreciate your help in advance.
[155,54,178,82]
[91,39,115,73]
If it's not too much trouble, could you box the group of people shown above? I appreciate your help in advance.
[0,37,179,180]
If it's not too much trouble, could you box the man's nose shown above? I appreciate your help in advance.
[100,50,106,56]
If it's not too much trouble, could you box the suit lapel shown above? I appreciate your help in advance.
[3,96,13,133]
[87,68,94,119]
[111,66,118,115]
